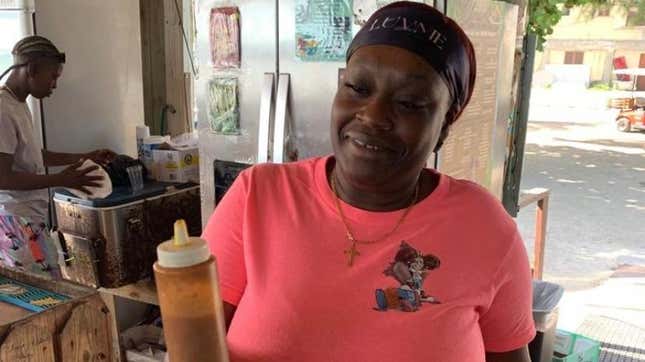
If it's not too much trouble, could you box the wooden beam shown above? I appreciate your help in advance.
[533,195,549,280]
[163,0,189,136]
[99,292,122,362]
[518,187,550,209]
[503,34,537,217]
[518,187,550,280]
[99,279,159,306]
[140,0,167,135]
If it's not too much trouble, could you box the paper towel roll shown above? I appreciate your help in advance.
[136,126,151,139]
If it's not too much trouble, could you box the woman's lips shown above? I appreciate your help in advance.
[351,138,387,152]
[344,131,396,153]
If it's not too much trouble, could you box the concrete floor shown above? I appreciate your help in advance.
[517,116,645,290]
[517,89,645,359]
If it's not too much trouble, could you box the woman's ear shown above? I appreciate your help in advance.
[434,103,459,153]
[433,122,451,153]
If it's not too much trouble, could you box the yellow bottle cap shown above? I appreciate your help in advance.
[157,219,210,268]
[174,219,190,246]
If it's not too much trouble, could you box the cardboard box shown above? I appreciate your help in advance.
[552,330,600,362]
[152,147,199,183]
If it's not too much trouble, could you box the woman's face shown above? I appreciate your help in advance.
[331,45,452,187]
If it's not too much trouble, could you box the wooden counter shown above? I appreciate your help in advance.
[0,267,112,362]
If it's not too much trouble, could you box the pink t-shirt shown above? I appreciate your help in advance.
[203,156,535,362]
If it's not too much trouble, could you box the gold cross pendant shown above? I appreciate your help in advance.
[344,243,360,266]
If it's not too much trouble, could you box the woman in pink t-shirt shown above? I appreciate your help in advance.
[204,2,535,361]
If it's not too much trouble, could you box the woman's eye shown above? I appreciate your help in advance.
[398,100,425,110]
[344,82,368,96]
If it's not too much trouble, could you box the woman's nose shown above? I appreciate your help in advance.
[357,96,394,131]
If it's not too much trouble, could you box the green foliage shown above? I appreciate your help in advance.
[589,81,612,91]
[625,0,645,26]
[533,0,608,50]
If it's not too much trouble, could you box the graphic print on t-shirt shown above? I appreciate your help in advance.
[375,241,441,312]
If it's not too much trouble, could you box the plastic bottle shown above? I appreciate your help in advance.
[142,135,168,179]
[136,125,150,160]
[154,220,229,362]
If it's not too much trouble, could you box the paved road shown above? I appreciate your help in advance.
[516,100,645,291]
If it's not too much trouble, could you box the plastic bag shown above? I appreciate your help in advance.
[532,280,564,331]
[208,77,240,135]
[105,155,149,187]
[210,7,241,69]
[533,280,564,313]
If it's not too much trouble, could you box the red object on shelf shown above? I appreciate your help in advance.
[613,56,630,81]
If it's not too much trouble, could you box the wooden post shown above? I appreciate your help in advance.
[502,34,537,216]
[533,195,549,280]
[140,0,192,136]
[185,73,194,130]
[163,0,189,136]
[99,292,122,362]
[518,188,550,280]
[139,0,167,135]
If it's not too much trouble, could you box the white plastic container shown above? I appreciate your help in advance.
[142,136,168,179]
[136,126,150,160]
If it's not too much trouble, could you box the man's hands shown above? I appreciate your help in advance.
[58,160,104,194]
[85,149,117,167]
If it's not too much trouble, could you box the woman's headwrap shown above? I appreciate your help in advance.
[347,1,476,127]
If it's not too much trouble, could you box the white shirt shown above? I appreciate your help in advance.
[0,87,49,220]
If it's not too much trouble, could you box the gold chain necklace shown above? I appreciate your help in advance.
[330,170,420,266]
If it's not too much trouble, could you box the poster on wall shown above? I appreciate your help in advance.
[210,7,241,69]
[438,0,518,199]
[208,78,240,135]
[295,0,353,61]
[353,0,427,26]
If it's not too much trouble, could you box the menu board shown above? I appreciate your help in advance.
[439,0,518,199]
[295,0,354,61]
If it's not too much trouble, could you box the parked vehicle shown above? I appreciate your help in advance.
[612,69,645,132]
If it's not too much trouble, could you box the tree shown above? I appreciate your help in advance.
[499,0,614,50]
[623,0,645,26]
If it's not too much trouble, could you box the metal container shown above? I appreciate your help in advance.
[53,184,201,288]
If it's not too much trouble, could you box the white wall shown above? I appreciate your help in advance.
[35,0,144,157]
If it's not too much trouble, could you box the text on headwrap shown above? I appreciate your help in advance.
[368,16,448,50]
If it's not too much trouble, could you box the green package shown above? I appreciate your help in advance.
[208,78,240,135]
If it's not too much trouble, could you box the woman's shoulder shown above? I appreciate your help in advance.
[241,156,326,189]
[439,174,517,234]
[444,176,499,204]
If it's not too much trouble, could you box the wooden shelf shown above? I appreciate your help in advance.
[99,279,158,306]
[0,301,34,326]
[99,279,159,361]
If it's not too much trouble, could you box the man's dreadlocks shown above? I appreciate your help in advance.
[0,35,66,81]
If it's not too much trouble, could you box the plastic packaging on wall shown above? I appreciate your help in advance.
[208,77,240,135]
[209,6,241,69]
